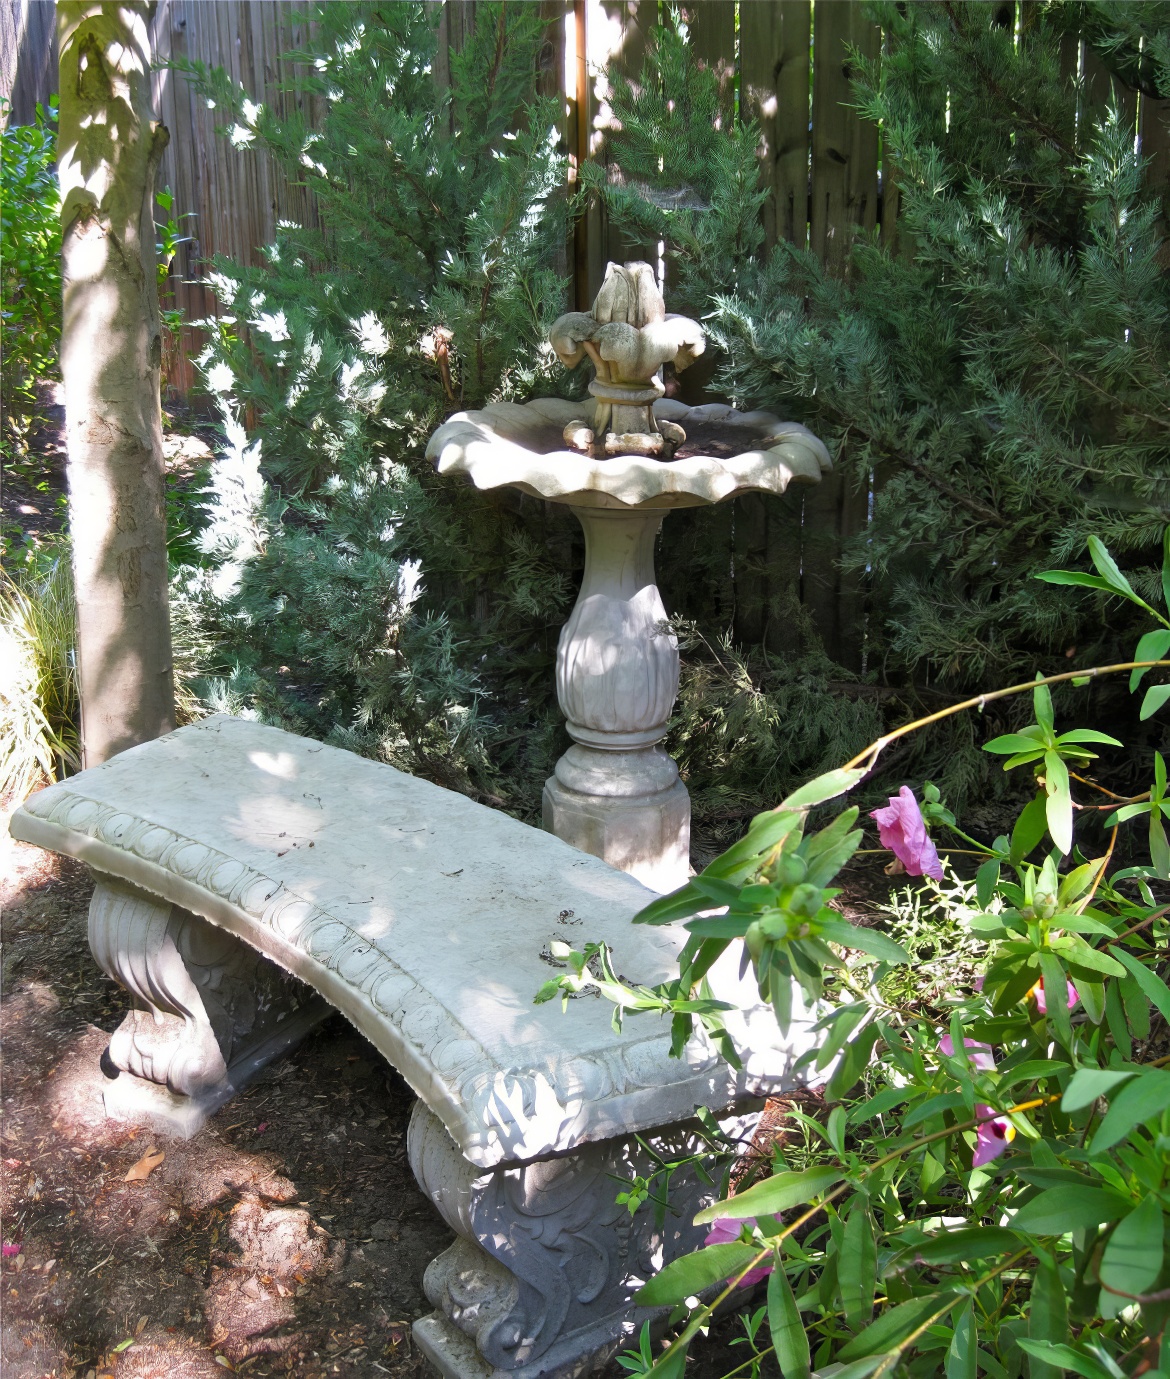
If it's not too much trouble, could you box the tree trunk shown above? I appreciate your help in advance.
[58,1,174,766]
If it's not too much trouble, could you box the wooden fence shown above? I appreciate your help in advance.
[4,0,1169,668]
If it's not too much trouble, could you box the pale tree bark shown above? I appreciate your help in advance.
[58,1,174,766]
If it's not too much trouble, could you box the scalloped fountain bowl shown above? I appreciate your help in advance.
[426,263,832,893]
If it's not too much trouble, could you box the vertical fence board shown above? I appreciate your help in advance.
[685,0,735,110]
[1,0,54,125]
[802,3,878,666]
[740,0,811,250]
[809,2,878,275]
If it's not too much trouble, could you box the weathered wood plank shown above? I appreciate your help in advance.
[809,2,879,278]
[740,0,811,250]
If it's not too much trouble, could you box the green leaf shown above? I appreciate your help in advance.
[693,1167,844,1225]
[1034,681,1055,735]
[824,1024,879,1101]
[1056,858,1106,905]
[814,1004,870,1073]
[1053,729,1123,748]
[635,1242,764,1306]
[767,1258,810,1379]
[1016,1342,1116,1379]
[1011,794,1049,863]
[1141,684,1170,721]
[1034,571,1113,591]
[1047,938,1125,977]
[780,768,865,810]
[1152,815,1170,880]
[836,1294,947,1363]
[1011,1186,1132,1234]
[816,918,911,964]
[885,1226,1022,1274]
[1162,524,1170,614]
[1112,949,1170,1024]
[1061,1068,1139,1113]
[1027,1250,1068,1379]
[703,810,803,881]
[848,1086,911,1125]
[1038,954,1073,1047]
[976,860,1001,909]
[1099,1193,1164,1298]
[634,881,706,926]
[1091,1070,1170,1152]
[985,733,1050,755]
[946,1300,976,1379]
[1043,751,1073,855]
[840,1198,877,1331]
[1105,801,1153,825]
[1130,630,1170,690]
[1088,535,1139,601]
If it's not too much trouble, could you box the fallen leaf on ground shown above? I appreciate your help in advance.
[122,1147,165,1182]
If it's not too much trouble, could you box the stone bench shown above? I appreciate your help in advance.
[9,715,816,1379]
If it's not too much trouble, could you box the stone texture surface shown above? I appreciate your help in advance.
[9,715,817,1170]
[408,1100,753,1379]
[542,774,690,896]
[427,397,832,510]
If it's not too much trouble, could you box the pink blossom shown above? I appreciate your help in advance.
[939,1034,996,1072]
[703,1218,774,1286]
[2,1242,19,1258]
[973,1106,1016,1167]
[1028,977,1079,1014]
[870,788,944,880]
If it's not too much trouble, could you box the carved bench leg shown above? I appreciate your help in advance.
[408,1101,749,1379]
[88,874,330,1136]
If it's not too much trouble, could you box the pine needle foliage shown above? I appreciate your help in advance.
[595,2,1170,805]
[175,3,582,810]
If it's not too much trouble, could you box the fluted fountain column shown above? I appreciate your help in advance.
[429,258,833,894]
[542,505,689,894]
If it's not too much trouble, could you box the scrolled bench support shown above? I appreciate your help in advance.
[408,1100,745,1379]
[88,874,330,1136]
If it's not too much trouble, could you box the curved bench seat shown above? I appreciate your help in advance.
[9,716,818,1379]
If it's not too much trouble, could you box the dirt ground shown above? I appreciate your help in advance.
[0,396,906,1379]
[3,818,909,1379]
[1,825,455,1379]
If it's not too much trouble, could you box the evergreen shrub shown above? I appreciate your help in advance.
[595,2,1170,810]
[1,98,61,459]
[177,2,580,809]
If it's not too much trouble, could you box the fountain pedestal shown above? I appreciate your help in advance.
[427,259,832,895]
[542,506,689,893]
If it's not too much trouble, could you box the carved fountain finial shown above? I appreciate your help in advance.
[549,262,705,459]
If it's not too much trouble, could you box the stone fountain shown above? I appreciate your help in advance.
[427,262,831,893]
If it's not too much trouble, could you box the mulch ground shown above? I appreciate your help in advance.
[1,826,455,1379]
[2,824,899,1379]
[0,396,913,1379]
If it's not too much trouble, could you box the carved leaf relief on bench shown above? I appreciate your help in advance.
[409,1101,727,1376]
[88,878,313,1098]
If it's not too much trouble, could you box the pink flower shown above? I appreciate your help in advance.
[703,1218,774,1286]
[870,788,944,880]
[1027,977,1079,1014]
[2,1243,19,1258]
[973,1106,1016,1167]
[939,1034,996,1072]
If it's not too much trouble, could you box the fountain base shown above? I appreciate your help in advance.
[542,744,690,895]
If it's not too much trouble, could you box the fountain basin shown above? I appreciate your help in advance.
[426,397,832,510]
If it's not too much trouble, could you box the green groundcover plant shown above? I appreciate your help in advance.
[539,532,1170,1377]
[1,97,61,459]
